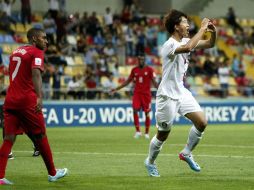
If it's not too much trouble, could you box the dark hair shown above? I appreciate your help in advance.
[27,28,45,41]
[163,9,188,34]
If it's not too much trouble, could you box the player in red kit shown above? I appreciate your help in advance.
[112,52,158,139]
[0,28,68,185]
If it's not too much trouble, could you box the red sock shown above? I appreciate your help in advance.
[0,140,13,178]
[133,112,140,132]
[145,116,150,134]
[36,136,56,176]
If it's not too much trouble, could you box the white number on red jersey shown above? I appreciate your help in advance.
[139,76,143,83]
[11,56,22,81]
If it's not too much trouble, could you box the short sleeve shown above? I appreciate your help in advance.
[31,50,44,72]
[161,38,181,56]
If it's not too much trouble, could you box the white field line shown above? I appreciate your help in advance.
[172,144,254,149]
[13,150,254,159]
[68,143,254,149]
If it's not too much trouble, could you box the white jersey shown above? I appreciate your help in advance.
[157,37,191,99]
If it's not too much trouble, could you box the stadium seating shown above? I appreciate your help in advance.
[32,13,43,22]
[228,76,240,96]
[1,7,254,100]
[65,56,75,66]
[118,65,133,77]
[74,55,85,65]
[194,76,207,96]
[194,76,204,86]
[210,76,220,88]
[215,18,227,27]
[64,66,74,76]
[2,44,12,54]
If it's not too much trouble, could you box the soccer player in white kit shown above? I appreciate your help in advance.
[144,9,217,177]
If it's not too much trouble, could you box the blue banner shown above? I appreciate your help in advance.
[1,100,254,127]
[39,100,254,127]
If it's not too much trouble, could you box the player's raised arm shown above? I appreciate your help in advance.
[175,18,210,54]
[195,22,217,49]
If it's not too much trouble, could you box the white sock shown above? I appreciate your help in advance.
[147,136,164,164]
[182,126,203,155]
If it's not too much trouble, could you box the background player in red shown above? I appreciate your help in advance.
[112,52,158,139]
[0,28,68,185]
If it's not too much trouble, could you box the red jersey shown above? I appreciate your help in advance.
[129,66,156,95]
[4,45,44,109]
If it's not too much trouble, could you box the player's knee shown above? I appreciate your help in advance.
[201,119,208,128]
[4,134,16,143]
[156,121,172,132]
[30,133,46,140]
[156,130,170,142]
[133,109,139,114]
[196,119,207,132]
[145,112,150,117]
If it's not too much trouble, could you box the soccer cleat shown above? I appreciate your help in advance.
[48,168,68,182]
[134,132,142,139]
[32,147,40,157]
[179,153,201,172]
[0,178,13,185]
[8,152,14,160]
[144,134,150,139]
[144,158,160,177]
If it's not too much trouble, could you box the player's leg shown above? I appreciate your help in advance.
[144,130,168,177]
[28,132,68,181]
[132,94,142,138]
[183,111,207,155]
[142,94,152,139]
[178,111,206,172]
[144,112,150,139]
[133,109,142,138]
[26,133,40,157]
[0,109,19,185]
[22,108,68,182]
[178,93,206,172]
[21,108,56,175]
[1,124,14,160]
[33,133,55,174]
[145,96,178,177]
[0,133,16,185]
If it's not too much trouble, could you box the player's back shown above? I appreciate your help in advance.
[4,45,44,109]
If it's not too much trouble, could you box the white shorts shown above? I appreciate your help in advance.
[155,93,202,131]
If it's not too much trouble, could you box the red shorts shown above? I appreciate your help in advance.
[4,106,46,136]
[132,93,152,112]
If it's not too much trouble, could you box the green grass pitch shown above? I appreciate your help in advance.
[1,124,254,190]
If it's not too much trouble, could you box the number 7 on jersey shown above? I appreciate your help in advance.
[11,56,21,81]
